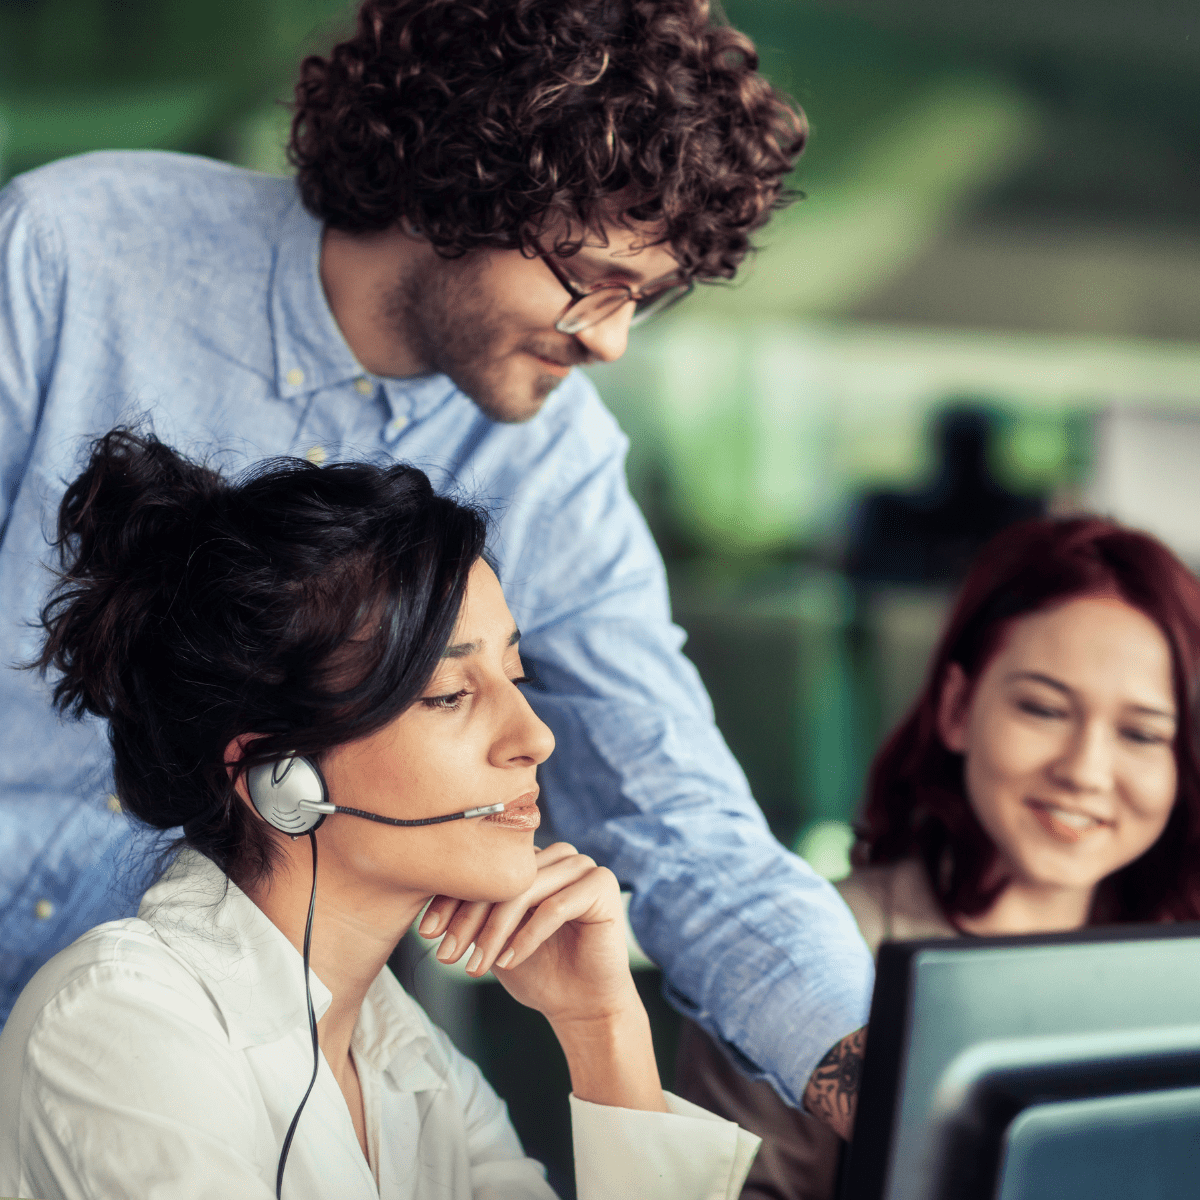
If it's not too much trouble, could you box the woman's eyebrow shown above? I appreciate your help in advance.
[1006,670,1073,695]
[1008,670,1176,720]
[441,627,521,658]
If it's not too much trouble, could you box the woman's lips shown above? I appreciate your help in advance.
[482,792,541,831]
[1026,799,1110,844]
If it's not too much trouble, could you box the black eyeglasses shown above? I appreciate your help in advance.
[540,252,694,336]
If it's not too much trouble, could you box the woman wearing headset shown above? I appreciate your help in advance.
[676,516,1200,1200]
[0,429,758,1200]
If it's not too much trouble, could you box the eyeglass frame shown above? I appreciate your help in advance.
[539,250,694,336]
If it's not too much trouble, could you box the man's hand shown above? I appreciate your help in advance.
[803,1026,866,1142]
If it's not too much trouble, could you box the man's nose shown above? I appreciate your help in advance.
[574,300,634,363]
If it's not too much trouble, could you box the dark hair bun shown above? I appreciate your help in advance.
[41,429,222,723]
[36,428,488,884]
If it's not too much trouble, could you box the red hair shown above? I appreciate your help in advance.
[855,516,1200,923]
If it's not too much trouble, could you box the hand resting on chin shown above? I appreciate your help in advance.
[418,842,668,1113]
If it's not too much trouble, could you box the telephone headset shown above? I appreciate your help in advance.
[246,753,503,1198]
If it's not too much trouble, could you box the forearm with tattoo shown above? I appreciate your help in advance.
[802,1026,867,1141]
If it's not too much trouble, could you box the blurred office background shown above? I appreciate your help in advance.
[4,0,1199,1192]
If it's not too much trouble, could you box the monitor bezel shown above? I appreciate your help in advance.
[841,919,1200,1200]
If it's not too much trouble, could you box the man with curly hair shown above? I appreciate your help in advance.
[0,0,872,1147]
[294,0,804,423]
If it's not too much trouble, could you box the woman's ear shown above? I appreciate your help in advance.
[224,734,264,806]
[936,662,972,754]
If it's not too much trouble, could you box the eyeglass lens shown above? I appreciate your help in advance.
[556,282,692,336]
[630,282,692,326]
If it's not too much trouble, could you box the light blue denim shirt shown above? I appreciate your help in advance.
[0,151,872,1103]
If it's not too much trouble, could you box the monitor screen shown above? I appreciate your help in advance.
[842,923,1200,1200]
[995,1085,1200,1200]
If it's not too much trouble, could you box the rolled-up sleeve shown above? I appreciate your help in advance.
[570,1090,760,1200]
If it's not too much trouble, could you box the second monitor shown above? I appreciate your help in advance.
[842,923,1200,1200]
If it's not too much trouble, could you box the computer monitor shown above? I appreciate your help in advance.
[841,923,1200,1200]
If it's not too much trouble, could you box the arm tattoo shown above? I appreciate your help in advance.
[802,1026,867,1141]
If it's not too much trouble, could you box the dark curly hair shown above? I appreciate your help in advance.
[34,429,487,887]
[855,517,1200,925]
[289,0,806,279]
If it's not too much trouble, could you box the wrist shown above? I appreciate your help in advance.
[546,995,644,1046]
[549,1002,668,1113]
[542,976,643,1031]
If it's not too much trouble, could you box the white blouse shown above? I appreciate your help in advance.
[0,850,759,1200]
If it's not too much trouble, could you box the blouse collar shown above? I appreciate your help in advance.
[137,848,445,1092]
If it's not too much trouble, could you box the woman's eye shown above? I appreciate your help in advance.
[1017,699,1066,719]
[510,675,532,687]
[421,689,470,711]
[1122,727,1170,746]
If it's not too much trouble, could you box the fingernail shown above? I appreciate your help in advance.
[466,947,483,975]
[437,934,457,961]
[496,948,515,970]
[419,910,439,937]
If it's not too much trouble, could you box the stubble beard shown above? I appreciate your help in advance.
[387,259,566,424]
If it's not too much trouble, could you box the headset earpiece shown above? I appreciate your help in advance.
[246,755,329,835]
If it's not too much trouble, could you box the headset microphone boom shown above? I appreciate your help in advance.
[246,754,503,835]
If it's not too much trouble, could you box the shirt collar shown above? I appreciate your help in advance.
[138,849,444,1090]
[269,191,465,429]
[270,194,369,401]
[381,373,464,430]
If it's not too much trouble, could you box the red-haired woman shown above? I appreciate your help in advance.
[676,516,1200,1200]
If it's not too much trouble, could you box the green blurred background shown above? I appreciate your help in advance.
[5,0,1199,1191]
[4,0,1199,852]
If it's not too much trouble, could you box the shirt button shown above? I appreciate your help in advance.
[388,417,407,436]
[35,899,55,920]
[286,368,306,387]
[305,446,327,466]
[106,793,122,813]
[354,377,373,396]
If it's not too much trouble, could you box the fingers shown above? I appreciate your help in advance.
[417,843,582,946]
[461,851,599,975]
[532,841,580,866]
[416,844,611,977]
[418,895,494,968]
[417,895,463,940]
[495,864,621,974]
[435,900,492,965]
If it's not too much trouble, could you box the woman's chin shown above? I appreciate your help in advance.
[451,854,539,904]
[1012,847,1110,896]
